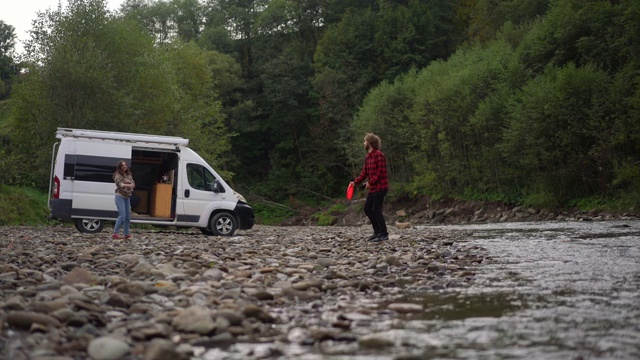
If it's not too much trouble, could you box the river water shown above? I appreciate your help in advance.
[208,220,640,360]
[400,220,640,360]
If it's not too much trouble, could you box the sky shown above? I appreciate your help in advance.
[0,0,125,55]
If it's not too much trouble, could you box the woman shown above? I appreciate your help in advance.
[113,161,135,239]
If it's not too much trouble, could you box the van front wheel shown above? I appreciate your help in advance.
[75,219,104,233]
[210,212,237,236]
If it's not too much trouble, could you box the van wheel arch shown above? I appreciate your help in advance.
[75,218,105,233]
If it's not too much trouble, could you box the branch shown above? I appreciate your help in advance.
[236,184,297,212]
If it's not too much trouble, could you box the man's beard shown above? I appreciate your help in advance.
[365,144,370,152]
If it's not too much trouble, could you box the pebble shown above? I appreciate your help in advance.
[0,224,485,359]
[87,336,130,360]
[388,303,424,313]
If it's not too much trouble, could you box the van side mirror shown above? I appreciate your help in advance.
[211,180,224,193]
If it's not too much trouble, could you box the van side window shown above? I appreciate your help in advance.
[187,164,223,192]
[74,155,123,183]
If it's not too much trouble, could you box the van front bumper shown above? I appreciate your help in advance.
[234,202,255,230]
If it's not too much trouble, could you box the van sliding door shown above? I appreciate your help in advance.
[71,141,132,219]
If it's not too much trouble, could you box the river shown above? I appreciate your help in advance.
[398,220,640,360]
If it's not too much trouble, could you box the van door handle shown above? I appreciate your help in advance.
[184,189,190,198]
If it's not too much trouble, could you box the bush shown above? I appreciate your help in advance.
[251,201,296,225]
[0,185,51,225]
[311,202,347,226]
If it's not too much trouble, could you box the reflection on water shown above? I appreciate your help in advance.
[387,292,530,321]
[401,221,640,360]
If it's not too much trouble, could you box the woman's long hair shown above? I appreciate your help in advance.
[113,161,132,178]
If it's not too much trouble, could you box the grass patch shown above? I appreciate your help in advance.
[312,202,347,226]
[0,185,52,226]
[570,193,640,212]
[312,213,335,226]
[252,201,297,225]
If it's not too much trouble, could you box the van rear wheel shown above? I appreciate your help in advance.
[210,212,237,236]
[75,219,104,233]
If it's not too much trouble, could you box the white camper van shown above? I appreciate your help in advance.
[48,128,254,236]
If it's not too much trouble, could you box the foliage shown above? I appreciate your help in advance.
[455,0,549,43]
[327,202,346,213]
[353,39,525,199]
[312,213,335,226]
[0,185,51,226]
[350,0,639,209]
[0,20,16,55]
[6,0,230,189]
[351,72,420,183]
[164,41,232,178]
[251,201,296,225]
[501,63,611,206]
[311,202,346,226]
[312,0,464,198]
[0,20,18,100]
[2,0,640,220]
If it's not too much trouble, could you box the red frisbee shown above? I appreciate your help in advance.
[346,183,355,200]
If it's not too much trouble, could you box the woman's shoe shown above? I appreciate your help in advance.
[367,233,380,241]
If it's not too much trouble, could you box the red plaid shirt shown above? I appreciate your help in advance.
[354,149,389,192]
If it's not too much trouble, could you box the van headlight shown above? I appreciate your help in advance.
[234,191,247,203]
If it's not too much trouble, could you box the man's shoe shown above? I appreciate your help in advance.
[367,233,380,241]
[124,234,132,239]
[112,234,123,240]
[371,234,389,242]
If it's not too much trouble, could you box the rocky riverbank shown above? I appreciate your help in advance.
[0,224,486,359]
[288,197,640,227]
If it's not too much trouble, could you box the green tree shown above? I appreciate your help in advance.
[8,0,230,188]
[0,20,16,55]
[518,0,630,75]
[314,0,463,195]
[352,39,526,200]
[165,42,232,177]
[173,0,203,42]
[351,73,420,184]
[249,0,325,198]
[455,0,549,43]
[500,64,611,206]
[348,0,640,210]
[0,20,18,100]
[120,0,177,45]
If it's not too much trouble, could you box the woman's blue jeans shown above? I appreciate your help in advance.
[114,194,131,235]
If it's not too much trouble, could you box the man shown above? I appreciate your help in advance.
[350,133,389,242]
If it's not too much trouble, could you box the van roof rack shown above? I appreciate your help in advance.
[55,128,189,146]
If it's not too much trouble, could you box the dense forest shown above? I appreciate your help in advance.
[0,0,639,216]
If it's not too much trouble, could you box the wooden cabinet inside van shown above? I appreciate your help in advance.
[151,183,172,218]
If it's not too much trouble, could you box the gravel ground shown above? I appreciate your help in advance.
[0,223,487,359]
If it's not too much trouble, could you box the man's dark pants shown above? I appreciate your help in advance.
[364,190,388,236]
